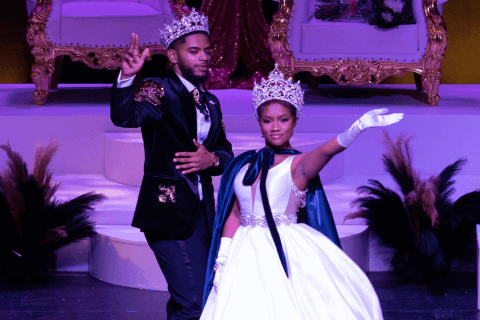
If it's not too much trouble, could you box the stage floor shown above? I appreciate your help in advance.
[0,271,477,320]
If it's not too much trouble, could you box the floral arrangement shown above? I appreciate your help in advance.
[375,0,416,28]
[315,0,351,21]
[345,132,480,280]
[315,0,370,22]
[0,141,106,282]
[315,0,415,29]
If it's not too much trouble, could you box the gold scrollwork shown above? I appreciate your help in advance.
[158,185,176,203]
[134,81,165,107]
[268,0,295,78]
[81,48,125,70]
[33,90,48,100]
[171,0,190,19]
[294,60,418,86]
[421,0,447,105]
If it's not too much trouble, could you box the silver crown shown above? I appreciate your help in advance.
[159,8,210,49]
[252,64,304,119]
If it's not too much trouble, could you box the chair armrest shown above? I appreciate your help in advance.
[287,0,312,54]
[44,0,64,45]
[158,0,176,24]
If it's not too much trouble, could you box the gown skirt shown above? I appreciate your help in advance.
[201,222,383,320]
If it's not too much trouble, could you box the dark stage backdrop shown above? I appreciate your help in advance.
[1,0,479,85]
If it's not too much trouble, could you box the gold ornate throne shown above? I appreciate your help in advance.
[269,0,448,105]
[26,0,189,105]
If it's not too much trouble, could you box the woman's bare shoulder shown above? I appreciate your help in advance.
[291,152,306,168]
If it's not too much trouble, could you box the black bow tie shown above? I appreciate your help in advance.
[192,88,209,120]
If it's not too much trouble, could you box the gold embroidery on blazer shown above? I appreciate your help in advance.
[158,185,176,203]
[134,81,165,107]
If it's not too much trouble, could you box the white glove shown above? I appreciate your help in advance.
[336,108,404,148]
[213,237,232,293]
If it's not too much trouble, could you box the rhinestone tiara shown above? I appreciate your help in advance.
[159,8,210,49]
[252,64,304,119]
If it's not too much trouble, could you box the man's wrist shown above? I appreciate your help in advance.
[120,72,135,80]
[211,152,220,168]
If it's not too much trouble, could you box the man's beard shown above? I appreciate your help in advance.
[178,59,208,85]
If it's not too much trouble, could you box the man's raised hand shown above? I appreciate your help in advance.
[121,33,149,80]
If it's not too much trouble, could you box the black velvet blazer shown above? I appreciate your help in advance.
[110,69,234,237]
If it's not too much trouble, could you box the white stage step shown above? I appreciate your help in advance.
[53,173,480,227]
[53,174,138,225]
[52,173,364,226]
[89,225,168,291]
[105,132,344,187]
[88,224,369,291]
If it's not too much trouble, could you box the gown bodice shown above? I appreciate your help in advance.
[233,155,305,217]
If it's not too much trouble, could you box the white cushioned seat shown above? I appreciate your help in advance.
[62,2,161,17]
[58,2,164,47]
[287,0,428,62]
[43,0,175,48]
[301,20,419,55]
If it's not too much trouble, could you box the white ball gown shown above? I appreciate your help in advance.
[201,156,383,320]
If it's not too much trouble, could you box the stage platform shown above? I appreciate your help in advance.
[1,83,479,289]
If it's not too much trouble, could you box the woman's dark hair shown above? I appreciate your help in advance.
[257,99,297,119]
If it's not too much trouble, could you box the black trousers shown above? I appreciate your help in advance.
[144,202,211,320]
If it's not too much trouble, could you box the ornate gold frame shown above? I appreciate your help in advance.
[27,0,189,105]
[268,0,447,105]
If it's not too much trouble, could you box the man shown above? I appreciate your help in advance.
[110,9,234,320]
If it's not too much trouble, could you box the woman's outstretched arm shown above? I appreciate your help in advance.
[292,108,404,190]
[291,138,345,190]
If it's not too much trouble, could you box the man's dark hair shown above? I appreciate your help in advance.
[257,99,297,119]
[168,31,210,50]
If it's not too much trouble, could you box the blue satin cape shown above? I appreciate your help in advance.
[202,150,342,306]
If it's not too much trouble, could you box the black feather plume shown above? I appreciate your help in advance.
[437,191,480,259]
[381,133,416,196]
[435,159,467,216]
[0,182,21,253]
[18,176,48,249]
[0,142,106,282]
[351,180,414,252]
[348,133,480,280]
[46,192,107,250]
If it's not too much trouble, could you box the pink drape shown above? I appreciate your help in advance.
[200,0,275,89]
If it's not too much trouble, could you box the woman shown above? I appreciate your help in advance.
[200,65,403,320]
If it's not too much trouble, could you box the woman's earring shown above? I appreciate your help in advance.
[260,133,264,138]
